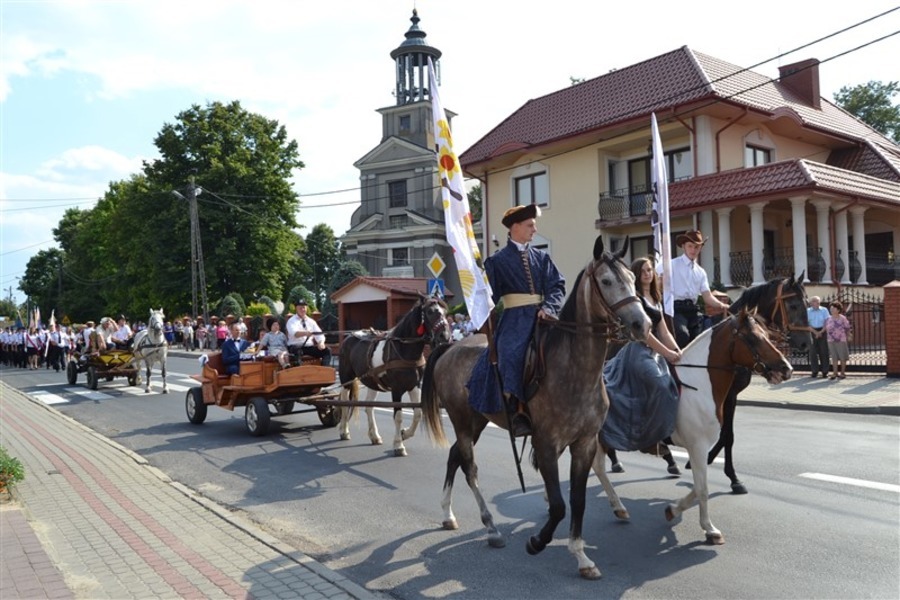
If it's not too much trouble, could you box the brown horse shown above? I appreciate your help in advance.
[420,236,650,580]
[592,309,792,544]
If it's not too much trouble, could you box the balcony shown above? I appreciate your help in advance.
[598,186,653,222]
[721,247,896,288]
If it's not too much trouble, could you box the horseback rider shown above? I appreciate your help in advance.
[670,230,729,348]
[466,204,566,437]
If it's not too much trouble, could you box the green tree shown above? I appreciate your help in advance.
[321,259,368,319]
[467,183,483,222]
[302,224,344,308]
[834,80,900,142]
[19,248,64,320]
[142,100,306,307]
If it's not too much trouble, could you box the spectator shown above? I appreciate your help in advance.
[825,301,852,380]
[806,296,830,378]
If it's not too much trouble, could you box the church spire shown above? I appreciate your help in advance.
[390,9,442,105]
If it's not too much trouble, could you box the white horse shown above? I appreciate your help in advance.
[132,308,169,394]
[592,311,792,544]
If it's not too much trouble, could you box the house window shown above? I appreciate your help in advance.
[389,180,407,208]
[514,172,549,207]
[665,147,692,181]
[745,145,772,167]
[389,215,407,229]
[391,247,409,265]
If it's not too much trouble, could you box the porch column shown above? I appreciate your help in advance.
[750,201,768,285]
[716,207,734,287]
[850,205,869,285]
[789,197,809,282]
[834,207,851,285]
[700,210,714,272]
[811,200,832,284]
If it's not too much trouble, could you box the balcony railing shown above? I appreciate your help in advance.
[598,186,653,221]
[723,247,895,287]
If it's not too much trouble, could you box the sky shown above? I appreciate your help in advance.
[2,0,899,306]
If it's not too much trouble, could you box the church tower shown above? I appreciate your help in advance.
[342,9,466,300]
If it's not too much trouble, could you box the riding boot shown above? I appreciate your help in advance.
[507,395,532,437]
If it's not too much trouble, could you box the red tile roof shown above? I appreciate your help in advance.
[331,277,454,301]
[668,159,900,213]
[460,46,893,170]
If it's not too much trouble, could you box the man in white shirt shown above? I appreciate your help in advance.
[112,315,133,349]
[285,299,331,366]
[670,230,730,348]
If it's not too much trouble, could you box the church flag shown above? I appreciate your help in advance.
[650,113,674,317]
[428,57,494,329]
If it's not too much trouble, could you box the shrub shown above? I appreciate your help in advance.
[0,446,25,491]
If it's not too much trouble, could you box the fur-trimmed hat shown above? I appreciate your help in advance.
[675,230,707,247]
[501,204,541,228]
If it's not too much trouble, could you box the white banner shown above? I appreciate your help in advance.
[650,113,673,317]
[428,58,494,329]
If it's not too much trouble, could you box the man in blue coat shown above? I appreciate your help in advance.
[220,323,250,375]
[466,204,566,436]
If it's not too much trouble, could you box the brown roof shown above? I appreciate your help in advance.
[668,159,900,213]
[460,46,892,171]
[331,277,455,302]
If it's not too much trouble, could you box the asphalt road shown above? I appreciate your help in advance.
[5,356,899,599]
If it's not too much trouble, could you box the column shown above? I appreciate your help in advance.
[789,197,809,282]
[834,207,851,285]
[700,210,714,275]
[850,205,869,285]
[750,202,767,285]
[811,200,832,284]
[716,207,734,287]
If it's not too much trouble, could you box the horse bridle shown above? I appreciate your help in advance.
[678,315,777,377]
[764,281,813,344]
[545,255,640,339]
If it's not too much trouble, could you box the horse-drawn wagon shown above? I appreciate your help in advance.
[186,352,341,436]
[66,348,141,390]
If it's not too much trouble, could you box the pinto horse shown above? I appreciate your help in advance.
[337,294,450,456]
[132,308,169,394]
[593,309,792,544]
[420,236,650,580]
[605,274,811,492]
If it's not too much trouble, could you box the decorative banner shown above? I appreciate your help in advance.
[650,112,673,317]
[428,57,494,329]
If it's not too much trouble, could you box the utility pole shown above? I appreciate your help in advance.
[175,178,210,324]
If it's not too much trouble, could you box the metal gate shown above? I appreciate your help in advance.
[789,288,886,373]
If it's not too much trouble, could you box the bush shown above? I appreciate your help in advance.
[0,446,25,491]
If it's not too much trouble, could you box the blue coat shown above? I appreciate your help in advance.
[466,240,566,413]
[220,338,250,375]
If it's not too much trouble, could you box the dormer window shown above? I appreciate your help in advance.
[745,144,772,167]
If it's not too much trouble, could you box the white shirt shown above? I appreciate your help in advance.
[285,313,324,348]
[670,253,711,301]
[113,323,132,342]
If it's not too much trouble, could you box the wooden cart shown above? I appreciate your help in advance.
[66,349,140,390]
[186,352,341,436]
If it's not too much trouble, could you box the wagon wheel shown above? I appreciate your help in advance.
[128,372,139,387]
[66,361,78,385]
[275,401,295,416]
[185,388,207,425]
[86,366,99,390]
[245,397,271,436]
[317,405,339,428]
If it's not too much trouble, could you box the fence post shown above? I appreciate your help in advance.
[885,281,900,378]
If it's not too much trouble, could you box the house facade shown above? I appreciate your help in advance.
[341,10,470,303]
[459,47,900,299]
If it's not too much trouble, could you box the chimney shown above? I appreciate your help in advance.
[778,59,821,109]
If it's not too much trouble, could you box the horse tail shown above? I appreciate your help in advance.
[421,342,453,447]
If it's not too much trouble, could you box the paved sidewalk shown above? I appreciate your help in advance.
[1,367,897,600]
[0,380,380,600]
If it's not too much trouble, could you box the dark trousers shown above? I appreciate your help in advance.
[673,303,703,348]
[808,329,830,375]
[292,345,332,366]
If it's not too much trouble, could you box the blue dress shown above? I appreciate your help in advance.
[601,298,679,451]
[466,240,566,413]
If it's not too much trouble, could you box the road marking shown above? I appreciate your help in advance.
[670,449,725,465]
[799,472,900,493]
[30,390,70,405]
[65,388,114,401]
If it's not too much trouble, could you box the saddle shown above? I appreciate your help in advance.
[522,322,549,401]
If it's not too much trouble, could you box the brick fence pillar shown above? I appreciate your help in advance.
[884,281,900,378]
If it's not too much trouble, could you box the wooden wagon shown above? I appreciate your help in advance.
[66,349,141,390]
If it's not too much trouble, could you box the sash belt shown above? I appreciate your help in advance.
[501,293,543,309]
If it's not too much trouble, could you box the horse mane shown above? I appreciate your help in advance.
[557,269,585,323]
[729,278,782,314]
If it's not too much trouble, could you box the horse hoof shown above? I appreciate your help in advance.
[162,389,168,394]
[664,506,677,522]
[526,536,545,555]
[442,519,458,531]
[394,448,408,457]
[371,438,383,446]
[614,509,630,521]
[611,462,625,473]
[340,433,351,441]
[487,534,506,549]
[667,465,682,476]
[706,532,725,545]
[731,482,748,495]
[579,566,602,580]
